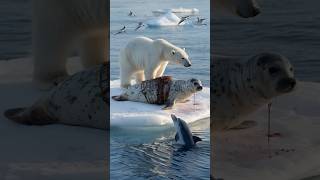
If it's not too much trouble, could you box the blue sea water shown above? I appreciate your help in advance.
[110,0,210,179]
[110,0,210,86]
[0,0,31,60]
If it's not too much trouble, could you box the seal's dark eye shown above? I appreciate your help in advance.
[290,67,293,72]
[182,57,185,60]
[269,67,280,75]
[193,82,199,86]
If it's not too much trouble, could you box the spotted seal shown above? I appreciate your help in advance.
[4,63,109,130]
[212,53,296,130]
[112,76,203,110]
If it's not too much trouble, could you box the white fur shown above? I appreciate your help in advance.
[213,0,260,18]
[32,0,108,89]
[119,36,191,88]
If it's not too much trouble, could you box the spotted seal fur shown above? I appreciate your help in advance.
[112,76,203,110]
[4,63,109,130]
[212,53,296,130]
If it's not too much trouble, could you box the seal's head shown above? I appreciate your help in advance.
[213,0,260,18]
[253,53,296,99]
[188,78,203,92]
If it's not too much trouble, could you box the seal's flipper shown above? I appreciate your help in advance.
[231,120,257,130]
[4,107,57,126]
[4,108,26,121]
[175,133,179,141]
[192,136,202,143]
[162,100,174,110]
[112,95,128,101]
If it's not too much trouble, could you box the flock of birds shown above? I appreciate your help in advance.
[113,10,207,35]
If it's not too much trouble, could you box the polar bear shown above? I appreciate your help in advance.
[32,0,108,89]
[213,0,260,18]
[119,36,191,88]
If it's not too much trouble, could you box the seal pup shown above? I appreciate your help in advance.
[171,114,202,147]
[212,53,296,130]
[4,63,109,130]
[112,76,203,110]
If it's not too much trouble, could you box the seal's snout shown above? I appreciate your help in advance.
[252,7,260,17]
[276,78,296,93]
[288,78,296,88]
[197,86,203,91]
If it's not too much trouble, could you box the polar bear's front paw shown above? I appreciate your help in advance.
[162,106,172,110]
[52,75,68,86]
[162,101,174,110]
[34,80,57,91]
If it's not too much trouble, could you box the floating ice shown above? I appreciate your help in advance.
[152,8,199,15]
[110,80,210,127]
[146,12,192,27]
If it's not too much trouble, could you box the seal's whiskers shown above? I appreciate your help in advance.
[267,102,272,158]
[193,93,196,111]
[267,102,272,144]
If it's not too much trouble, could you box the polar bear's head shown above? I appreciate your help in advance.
[169,48,192,67]
[213,0,260,18]
[155,39,192,67]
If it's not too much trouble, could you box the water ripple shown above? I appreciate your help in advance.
[111,126,210,179]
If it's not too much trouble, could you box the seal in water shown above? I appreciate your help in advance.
[112,76,203,110]
[171,114,202,147]
[4,63,109,130]
[212,53,296,130]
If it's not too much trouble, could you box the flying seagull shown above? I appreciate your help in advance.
[114,26,126,35]
[135,22,144,31]
[178,15,190,25]
[128,11,136,17]
[197,17,206,24]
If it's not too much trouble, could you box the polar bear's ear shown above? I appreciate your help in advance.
[171,49,176,55]
[182,48,186,51]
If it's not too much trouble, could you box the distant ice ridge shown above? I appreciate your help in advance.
[146,12,192,27]
[110,80,210,127]
[152,8,199,15]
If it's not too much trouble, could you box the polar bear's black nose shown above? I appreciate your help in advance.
[184,62,191,67]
